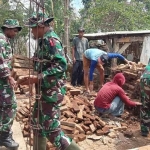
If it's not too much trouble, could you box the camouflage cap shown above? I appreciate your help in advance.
[25,12,54,28]
[96,40,105,46]
[1,19,22,31]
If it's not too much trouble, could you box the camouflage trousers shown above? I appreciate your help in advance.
[0,79,17,132]
[32,89,71,150]
[140,77,150,136]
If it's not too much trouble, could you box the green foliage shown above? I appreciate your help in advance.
[82,0,91,8]
[79,0,150,32]
[0,1,28,36]
[44,0,72,38]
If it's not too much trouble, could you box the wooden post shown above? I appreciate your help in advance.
[111,38,119,68]
[64,0,69,51]
[105,37,113,52]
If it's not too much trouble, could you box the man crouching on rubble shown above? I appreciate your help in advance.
[21,12,81,150]
[94,73,142,117]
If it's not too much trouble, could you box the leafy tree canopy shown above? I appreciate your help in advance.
[79,0,150,32]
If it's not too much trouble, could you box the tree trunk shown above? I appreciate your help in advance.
[64,0,70,52]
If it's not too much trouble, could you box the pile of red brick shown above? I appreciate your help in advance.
[15,84,132,150]
[11,55,36,94]
[109,62,145,100]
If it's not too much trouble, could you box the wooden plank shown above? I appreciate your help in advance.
[13,63,33,69]
[13,55,29,60]
[117,43,131,54]
[117,36,144,43]
[13,58,33,65]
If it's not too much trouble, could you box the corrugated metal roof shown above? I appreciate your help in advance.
[75,30,150,40]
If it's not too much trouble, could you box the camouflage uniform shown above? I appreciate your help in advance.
[27,12,72,150]
[140,63,150,136]
[0,19,22,149]
[0,19,22,132]
[0,29,17,132]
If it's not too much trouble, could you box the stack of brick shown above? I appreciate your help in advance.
[16,84,131,150]
[110,62,145,100]
[11,55,37,94]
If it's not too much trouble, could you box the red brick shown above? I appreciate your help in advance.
[96,129,104,136]
[89,124,96,132]
[63,111,76,118]
[102,126,110,134]
[61,121,76,128]
[84,120,92,126]
[22,130,30,137]
[81,124,90,132]
[75,124,85,134]
[77,134,86,141]
[77,105,84,120]
[70,89,81,96]
[71,101,80,113]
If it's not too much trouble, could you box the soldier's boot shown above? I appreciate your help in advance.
[0,131,19,150]
[65,140,81,150]
[33,136,47,150]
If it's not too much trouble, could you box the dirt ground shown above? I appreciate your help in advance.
[115,127,150,150]
[78,123,150,150]
[15,93,150,150]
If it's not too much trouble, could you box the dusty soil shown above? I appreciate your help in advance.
[116,126,150,150]
[15,89,150,150]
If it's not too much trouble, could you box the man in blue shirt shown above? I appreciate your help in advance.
[83,48,131,93]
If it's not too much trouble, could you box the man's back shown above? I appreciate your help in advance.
[94,82,121,109]
[84,48,107,61]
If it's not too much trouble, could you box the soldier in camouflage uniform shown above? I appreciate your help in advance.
[0,19,22,149]
[140,62,150,136]
[23,12,81,150]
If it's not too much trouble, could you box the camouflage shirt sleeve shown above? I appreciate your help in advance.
[0,36,12,78]
[42,53,67,79]
[37,36,67,79]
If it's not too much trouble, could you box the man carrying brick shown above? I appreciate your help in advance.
[0,19,22,149]
[83,48,132,93]
[22,12,80,150]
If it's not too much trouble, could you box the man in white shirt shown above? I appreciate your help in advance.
[26,33,37,58]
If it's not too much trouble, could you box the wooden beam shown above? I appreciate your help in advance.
[111,38,119,68]
[117,37,144,43]
[105,37,113,52]
[113,38,119,52]
[117,43,131,54]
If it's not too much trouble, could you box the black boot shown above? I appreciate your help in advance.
[0,131,19,150]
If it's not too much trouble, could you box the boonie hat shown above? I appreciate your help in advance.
[1,19,22,31]
[96,40,105,46]
[100,54,109,64]
[25,12,54,28]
